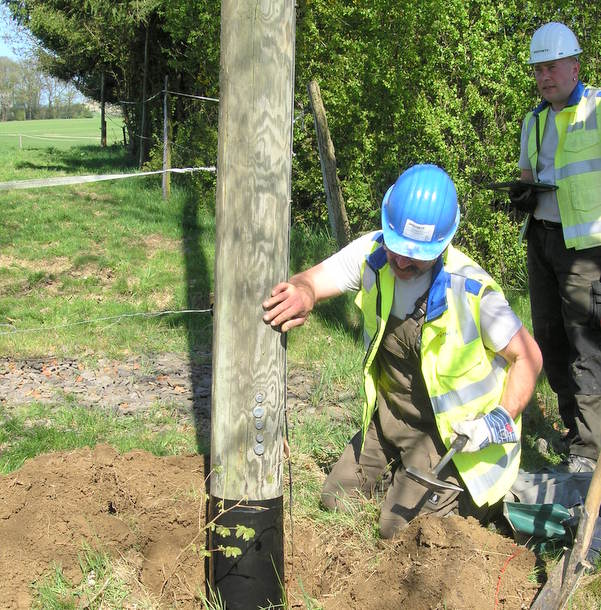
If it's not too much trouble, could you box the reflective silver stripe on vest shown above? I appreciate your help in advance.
[450,275,479,344]
[556,157,601,181]
[429,354,507,415]
[563,217,601,241]
[525,114,536,139]
[362,264,376,293]
[463,442,521,501]
[566,90,599,133]
[361,265,377,349]
[566,120,584,133]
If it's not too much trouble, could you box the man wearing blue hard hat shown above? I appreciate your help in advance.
[513,22,601,474]
[263,164,542,538]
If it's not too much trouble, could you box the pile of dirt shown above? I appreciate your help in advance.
[0,444,539,609]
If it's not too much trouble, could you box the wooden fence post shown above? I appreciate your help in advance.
[100,71,107,147]
[307,80,351,247]
[138,25,150,167]
[162,75,171,200]
[209,1,295,608]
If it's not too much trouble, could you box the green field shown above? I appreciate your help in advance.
[0,115,124,151]
[0,117,128,184]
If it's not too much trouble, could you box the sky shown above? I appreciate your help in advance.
[0,5,88,106]
[0,5,26,61]
[0,38,17,61]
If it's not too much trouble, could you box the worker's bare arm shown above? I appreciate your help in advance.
[497,326,543,420]
[262,262,343,332]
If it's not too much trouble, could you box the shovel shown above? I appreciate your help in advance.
[529,452,601,610]
[405,434,468,493]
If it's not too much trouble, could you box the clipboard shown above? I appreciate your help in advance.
[484,180,558,193]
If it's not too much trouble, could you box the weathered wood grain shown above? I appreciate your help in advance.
[211,0,295,501]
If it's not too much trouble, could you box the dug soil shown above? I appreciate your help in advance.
[0,445,539,610]
[0,355,540,609]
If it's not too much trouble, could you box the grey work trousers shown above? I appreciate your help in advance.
[320,409,494,538]
[527,218,601,460]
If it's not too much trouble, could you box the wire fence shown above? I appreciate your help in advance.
[0,85,219,151]
[0,165,216,191]
[0,308,212,337]
[0,85,221,191]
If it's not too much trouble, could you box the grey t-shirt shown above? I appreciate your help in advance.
[321,232,522,353]
[519,108,562,222]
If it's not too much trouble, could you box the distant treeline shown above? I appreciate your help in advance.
[2,103,93,121]
[0,56,91,121]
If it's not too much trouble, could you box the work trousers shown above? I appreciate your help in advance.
[527,218,601,460]
[321,312,493,538]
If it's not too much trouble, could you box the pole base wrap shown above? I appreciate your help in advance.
[208,495,284,610]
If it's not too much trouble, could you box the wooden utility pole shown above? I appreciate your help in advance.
[209,1,295,608]
[100,71,107,147]
[307,80,351,247]
[162,76,171,200]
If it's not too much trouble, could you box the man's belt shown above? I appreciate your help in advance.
[532,217,562,230]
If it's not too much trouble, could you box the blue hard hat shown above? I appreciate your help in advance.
[381,164,459,261]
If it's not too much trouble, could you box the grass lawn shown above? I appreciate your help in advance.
[0,115,124,151]
[0,142,215,357]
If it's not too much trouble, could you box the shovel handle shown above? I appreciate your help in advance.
[432,434,469,477]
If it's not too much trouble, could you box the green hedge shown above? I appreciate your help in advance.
[291,0,601,287]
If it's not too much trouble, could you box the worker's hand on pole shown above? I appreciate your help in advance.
[262,281,315,332]
[451,406,518,452]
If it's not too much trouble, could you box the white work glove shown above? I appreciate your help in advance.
[451,406,518,453]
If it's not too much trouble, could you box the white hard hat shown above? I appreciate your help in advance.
[528,22,582,64]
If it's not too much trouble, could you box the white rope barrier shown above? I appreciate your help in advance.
[0,133,102,141]
[167,90,219,102]
[0,166,216,191]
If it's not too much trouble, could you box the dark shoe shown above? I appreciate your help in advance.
[560,454,597,473]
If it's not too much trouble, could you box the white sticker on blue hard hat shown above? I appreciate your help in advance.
[402,219,435,242]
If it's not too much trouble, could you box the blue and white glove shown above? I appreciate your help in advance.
[451,406,518,453]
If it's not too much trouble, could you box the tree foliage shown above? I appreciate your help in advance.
[3,0,601,286]
[3,0,219,158]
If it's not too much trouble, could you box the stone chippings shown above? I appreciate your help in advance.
[0,353,212,416]
[0,356,349,429]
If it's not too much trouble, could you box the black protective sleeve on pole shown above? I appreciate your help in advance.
[209,496,284,610]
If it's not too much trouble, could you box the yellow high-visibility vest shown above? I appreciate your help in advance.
[523,82,601,250]
[355,235,521,506]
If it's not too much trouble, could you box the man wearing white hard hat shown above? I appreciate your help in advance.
[514,22,601,472]
[263,164,541,538]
